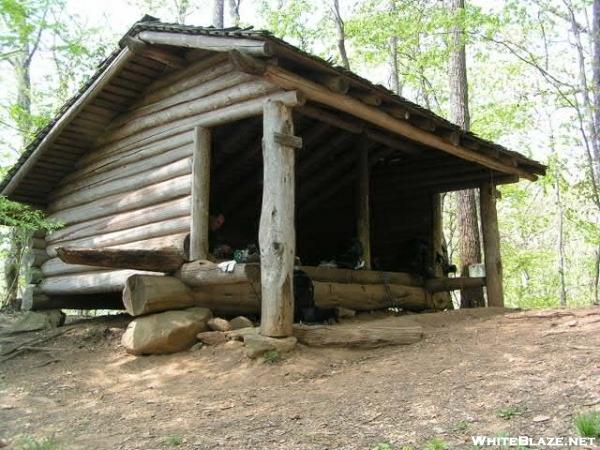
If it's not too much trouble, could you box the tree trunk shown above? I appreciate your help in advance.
[3,41,35,311]
[332,0,350,70]
[449,0,484,308]
[565,0,600,301]
[594,0,600,139]
[228,0,241,26]
[212,0,225,28]
[388,1,401,95]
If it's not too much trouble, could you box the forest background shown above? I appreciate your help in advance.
[1,0,598,310]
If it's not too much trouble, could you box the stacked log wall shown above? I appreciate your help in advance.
[40,60,282,296]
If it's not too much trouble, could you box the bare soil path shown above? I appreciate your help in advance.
[1,307,599,449]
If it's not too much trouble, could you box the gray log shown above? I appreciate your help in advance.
[259,100,296,337]
[190,126,211,260]
[123,275,194,316]
[48,174,191,226]
[47,215,190,258]
[137,31,273,57]
[49,157,192,212]
[47,196,191,244]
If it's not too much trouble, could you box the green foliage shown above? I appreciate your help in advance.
[0,196,61,232]
[13,435,64,450]
[453,420,470,432]
[371,443,393,450]
[497,405,526,420]
[424,438,448,450]
[574,411,600,438]
[165,435,183,447]
[263,349,281,363]
[259,0,323,52]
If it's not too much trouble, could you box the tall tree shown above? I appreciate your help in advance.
[448,0,484,308]
[331,0,350,69]
[388,0,401,95]
[0,0,107,310]
[228,0,241,26]
[212,0,224,27]
[1,0,52,310]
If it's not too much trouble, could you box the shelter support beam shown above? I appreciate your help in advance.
[480,180,504,307]
[431,193,443,277]
[356,144,371,270]
[259,100,296,337]
[190,126,211,260]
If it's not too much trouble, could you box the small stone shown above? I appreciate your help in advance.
[197,331,227,345]
[532,415,551,423]
[243,334,297,358]
[229,316,254,330]
[190,342,204,351]
[207,317,232,332]
[224,340,244,350]
[335,307,356,319]
[226,326,260,341]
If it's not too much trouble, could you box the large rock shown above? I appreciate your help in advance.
[243,334,297,358]
[122,307,212,355]
[8,310,65,333]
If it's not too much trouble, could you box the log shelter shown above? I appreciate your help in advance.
[0,18,545,337]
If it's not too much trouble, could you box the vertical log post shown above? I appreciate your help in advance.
[480,180,504,307]
[431,193,443,277]
[356,144,372,270]
[260,100,296,337]
[190,126,211,260]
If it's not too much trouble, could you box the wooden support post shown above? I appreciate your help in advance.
[190,126,211,260]
[480,181,504,307]
[431,193,443,277]
[259,100,296,337]
[356,144,371,269]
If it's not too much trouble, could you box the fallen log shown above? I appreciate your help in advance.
[123,275,194,316]
[56,247,186,273]
[293,323,423,348]
[425,276,486,293]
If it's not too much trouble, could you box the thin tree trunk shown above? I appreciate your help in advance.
[2,8,44,311]
[4,50,32,310]
[555,177,567,307]
[388,1,401,95]
[212,0,225,28]
[593,0,600,137]
[594,0,600,304]
[565,0,600,301]
[228,0,241,26]
[449,0,484,308]
[332,0,350,70]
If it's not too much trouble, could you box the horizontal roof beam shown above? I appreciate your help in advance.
[136,31,273,58]
[254,63,536,181]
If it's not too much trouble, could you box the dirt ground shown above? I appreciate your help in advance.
[1,306,599,450]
